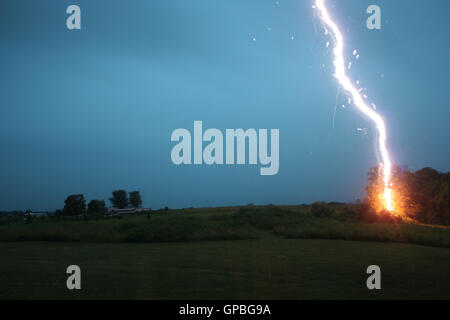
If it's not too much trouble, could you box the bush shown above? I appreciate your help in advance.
[311,202,334,217]
[357,204,402,224]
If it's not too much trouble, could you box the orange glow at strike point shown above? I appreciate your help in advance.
[314,0,395,212]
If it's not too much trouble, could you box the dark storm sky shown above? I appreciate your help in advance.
[1,0,449,210]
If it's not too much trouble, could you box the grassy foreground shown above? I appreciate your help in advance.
[1,205,450,248]
[1,239,450,299]
[1,205,449,299]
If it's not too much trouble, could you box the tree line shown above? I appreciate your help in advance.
[366,166,450,225]
[60,190,143,216]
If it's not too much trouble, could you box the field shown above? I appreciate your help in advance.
[1,205,450,299]
[1,239,450,299]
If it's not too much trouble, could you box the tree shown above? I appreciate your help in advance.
[410,168,450,224]
[365,166,450,225]
[63,194,86,216]
[129,191,142,208]
[87,200,106,214]
[109,190,128,209]
[366,165,421,219]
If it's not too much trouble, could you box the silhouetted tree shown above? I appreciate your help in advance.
[63,194,86,216]
[87,200,106,214]
[109,190,128,209]
[129,191,142,208]
[410,168,450,224]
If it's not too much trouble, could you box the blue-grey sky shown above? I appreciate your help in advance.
[1,0,449,210]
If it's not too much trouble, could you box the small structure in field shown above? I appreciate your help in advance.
[105,207,150,218]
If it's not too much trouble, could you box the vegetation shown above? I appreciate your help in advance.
[1,239,450,299]
[87,200,106,215]
[311,201,334,217]
[109,190,129,209]
[129,191,142,208]
[0,167,448,300]
[63,194,86,216]
[0,205,449,249]
[366,166,450,225]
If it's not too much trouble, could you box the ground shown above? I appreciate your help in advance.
[1,238,450,299]
[1,205,450,299]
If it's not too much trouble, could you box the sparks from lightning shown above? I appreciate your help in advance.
[314,0,394,212]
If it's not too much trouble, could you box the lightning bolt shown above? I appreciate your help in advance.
[314,0,394,212]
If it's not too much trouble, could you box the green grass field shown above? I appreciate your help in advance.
[1,205,449,299]
[1,239,450,299]
[1,205,450,247]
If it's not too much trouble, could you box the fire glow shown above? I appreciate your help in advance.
[314,0,394,212]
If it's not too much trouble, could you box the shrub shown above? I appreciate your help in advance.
[357,204,402,224]
[311,202,334,217]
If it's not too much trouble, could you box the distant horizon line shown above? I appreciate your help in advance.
[0,199,363,213]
